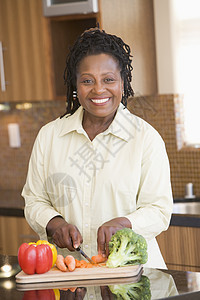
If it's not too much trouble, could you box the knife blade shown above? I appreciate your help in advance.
[75,246,94,264]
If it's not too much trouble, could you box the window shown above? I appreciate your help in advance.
[174,0,200,146]
[154,0,200,147]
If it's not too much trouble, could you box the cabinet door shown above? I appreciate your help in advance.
[99,0,157,96]
[0,216,39,256]
[157,226,200,272]
[0,0,52,101]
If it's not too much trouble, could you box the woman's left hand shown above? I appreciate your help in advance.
[97,217,132,257]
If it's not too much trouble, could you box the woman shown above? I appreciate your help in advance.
[22,28,173,268]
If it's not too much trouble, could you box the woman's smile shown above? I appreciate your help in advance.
[90,97,110,104]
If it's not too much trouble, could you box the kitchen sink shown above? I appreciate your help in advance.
[173,201,200,215]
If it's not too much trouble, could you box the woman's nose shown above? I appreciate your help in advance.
[92,81,105,94]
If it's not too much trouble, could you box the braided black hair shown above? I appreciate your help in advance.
[61,28,134,117]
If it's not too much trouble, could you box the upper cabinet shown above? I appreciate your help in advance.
[100,0,157,96]
[46,14,99,100]
[0,0,157,102]
[0,0,52,102]
[45,0,157,100]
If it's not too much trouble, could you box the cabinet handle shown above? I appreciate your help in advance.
[0,41,6,92]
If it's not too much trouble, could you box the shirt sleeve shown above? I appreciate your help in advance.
[125,129,173,241]
[22,127,62,240]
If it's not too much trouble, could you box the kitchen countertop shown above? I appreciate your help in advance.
[1,189,200,227]
[0,255,200,299]
[0,190,24,217]
[170,201,200,227]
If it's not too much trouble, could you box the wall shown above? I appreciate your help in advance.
[128,95,200,198]
[0,101,66,190]
[0,95,199,198]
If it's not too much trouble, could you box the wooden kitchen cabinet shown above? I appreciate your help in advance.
[157,225,200,272]
[0,216,39,256]
[46,14,98,100]
[0,0,157,101]
[0,0,52,101]
[44,0,157,100]
[99,0,157,97]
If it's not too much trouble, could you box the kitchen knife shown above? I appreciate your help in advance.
[75,246,94,264]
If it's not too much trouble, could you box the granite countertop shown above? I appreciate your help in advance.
[1,190,200,227]
[0,190,24,217]
[0,255,200,299]
[173,201,200,216]
[171,200,200,227]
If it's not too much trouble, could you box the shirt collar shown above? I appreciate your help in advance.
[104,103,134,142]
[58,103,135,142]
[58,106,84,137]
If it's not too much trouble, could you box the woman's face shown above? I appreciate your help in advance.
[76,53,124,120]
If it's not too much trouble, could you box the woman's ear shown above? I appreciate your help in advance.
[121,81,124,94]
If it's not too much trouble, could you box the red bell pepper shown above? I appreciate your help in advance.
[22,289,56,300]
[18,243,53,275]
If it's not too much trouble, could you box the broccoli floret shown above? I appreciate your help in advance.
[109,275,151,300]
[106,228,148,268]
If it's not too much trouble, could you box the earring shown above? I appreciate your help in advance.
[73,90,77,101]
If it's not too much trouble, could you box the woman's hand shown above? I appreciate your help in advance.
[97,217,132,257]
[100,286,114,299]
[59,287,87,300]
[46,216,83,251]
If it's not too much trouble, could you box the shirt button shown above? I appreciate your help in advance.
[89,295,94,299]
[85,244,88,248]
[85,223,88,227]
[85,202,89,206]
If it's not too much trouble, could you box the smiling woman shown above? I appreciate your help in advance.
[22,28,173,269]
[62,28,134,116]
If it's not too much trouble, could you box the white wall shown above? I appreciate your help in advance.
[153,0,178,94]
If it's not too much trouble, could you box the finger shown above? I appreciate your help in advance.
[105,234,112,257]
[53,227,74,250]
[62,289,75,300]
[52,229,66,248]
[69,226,83,249]
[97,227,106,257]
[60,225,80,251]
[75,287,87,300]
[100,286,114,299]
[103,229,114,257]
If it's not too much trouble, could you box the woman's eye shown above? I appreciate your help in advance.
[105,78,114,82]
[82,79,93,84]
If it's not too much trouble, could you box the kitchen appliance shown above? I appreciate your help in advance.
[185,183,196,199]
[42,0,98,16]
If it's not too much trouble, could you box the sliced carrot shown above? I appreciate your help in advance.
[75,259,99,268]
[64,255,76,272]
[59,287,77,292]
[69,287,77,292]
[75,259,82,268]
[85,263,94,268]
[56,255,67,272]
[91,254,107,264]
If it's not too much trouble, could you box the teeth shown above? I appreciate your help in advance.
[91,98,109,104]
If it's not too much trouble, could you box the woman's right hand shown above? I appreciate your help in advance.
[46,216,83,251]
